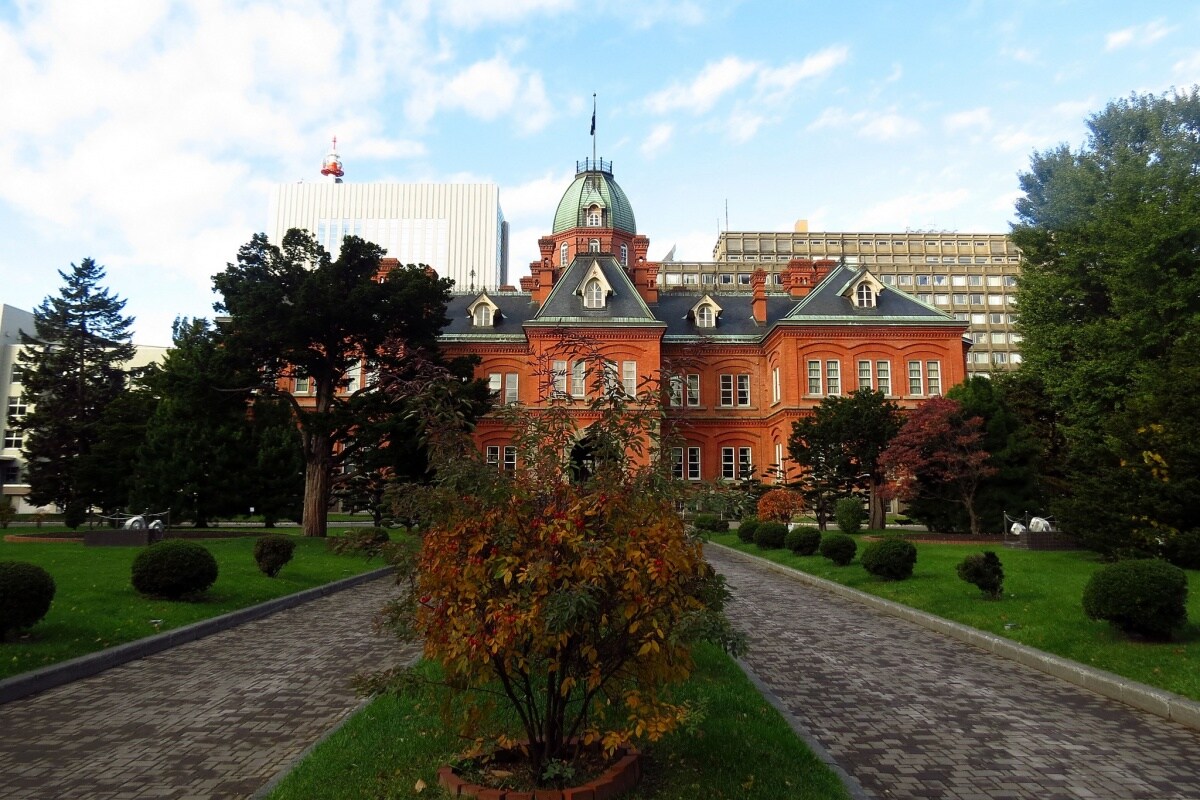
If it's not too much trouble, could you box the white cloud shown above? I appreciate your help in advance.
[1002,46,1037,64]
[641,124,674,157]
[944,107,993,133]
[500,169,575,220]
[645,56,758,114]
[810,107,921,140]
[1105,19,1173,51]
[436,0,575,28]
[757,46,849,96]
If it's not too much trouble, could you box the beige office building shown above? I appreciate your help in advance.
[652,223,1022,377]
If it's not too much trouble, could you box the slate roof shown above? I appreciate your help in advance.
[439,262,964,343]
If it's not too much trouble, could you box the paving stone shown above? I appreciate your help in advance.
[708,547,1200,800]
[0,577,415,799]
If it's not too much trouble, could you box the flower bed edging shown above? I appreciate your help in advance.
[437,746,642,800]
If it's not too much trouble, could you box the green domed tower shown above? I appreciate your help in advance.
[553,158,637,235]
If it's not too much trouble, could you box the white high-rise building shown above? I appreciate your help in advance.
[268,140,509,291]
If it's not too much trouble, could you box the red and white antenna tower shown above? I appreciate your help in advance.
[320,136,344,183]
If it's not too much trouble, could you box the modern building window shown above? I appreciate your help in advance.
[969,275,984,286]
[504,373,519,404]
[908,361,923,395]
[719,274,734,285]
[620,243,628,266]
[876,360,891,395]
[571,361,587,398]
[896,275,913,285]
[807,360,822,395]
[971,313,987,324]
[992,351,1009,364]
[916,275,931,286]
[1010,353,1023,364]
[473,305,493,326]
[934,294,949,306]
[990,332,1007,344]
[683,273,698,284]
[772,367,781,403]
[584,278,604,308]
[622,361,637,397]
[988,294,1006,306]
[952,294,967,305]
[951,275,967,286]
[561,241,569,265]
[969,293,984,305]
[686,374,700,407]
[503,446,517,471]
[825,360,841,395]
[552,360,568,395]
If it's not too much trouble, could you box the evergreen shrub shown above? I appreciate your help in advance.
[754,521,788,549]
[1082,559,1188,640]
[131,540,218,600]
[957,552,1004,599]
[0,561,56,641]
[834,497,865,535]
[254,535,297,578]
[1166,530,1200,571]
[820,533,857,566]
[691,514,728,534]
[861,537,917,580]
[784,526,821,555]
[736,518,759,544]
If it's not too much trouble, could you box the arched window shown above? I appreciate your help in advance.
[620,243,628,266]
[856,283,875,308]
[697,305,715,328]
[586,205,602,226]
[560,241,569,265]
[473,305,493,326]
[584,278,605,308]
[589,239,601,253]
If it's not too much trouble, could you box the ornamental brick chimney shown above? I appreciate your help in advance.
[751,268,767,323]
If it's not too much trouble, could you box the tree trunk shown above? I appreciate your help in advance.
[302,455,330,537]
[869,478,887,531]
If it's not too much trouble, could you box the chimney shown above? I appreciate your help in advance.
[519,275,536,292]
[813,259,836,285]
[751,269,767,323]
[375,257,400,282]
[785,258,813,298]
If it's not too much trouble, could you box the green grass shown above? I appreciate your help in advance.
[713,533,1200,701]
[267,642,850,800]
[0,535,388,679]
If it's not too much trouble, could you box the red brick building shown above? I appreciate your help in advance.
[438,159,969,484]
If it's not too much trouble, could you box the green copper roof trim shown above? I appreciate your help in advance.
[552,169,637,234]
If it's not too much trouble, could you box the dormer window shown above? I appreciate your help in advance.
[690,295,723,329]
[467,293,501,327]
[586,204,602,227]
[856,282,875,308]
[584,278,604,308]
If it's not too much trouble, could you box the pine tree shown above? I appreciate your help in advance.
[18,259,136,520]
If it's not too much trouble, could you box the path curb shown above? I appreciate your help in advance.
[709,542,1200,733]
[0,566,394,706]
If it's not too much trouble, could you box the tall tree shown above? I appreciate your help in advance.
[788,389,900,530]
[18,258,137,521]
[212,230,454,537]
[879,396,996,536]
[1010,88,1200,551]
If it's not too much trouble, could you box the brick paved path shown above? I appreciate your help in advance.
[708,547,1200,800]
[0,577,415,800]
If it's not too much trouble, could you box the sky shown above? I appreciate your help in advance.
[2,1,1199,346]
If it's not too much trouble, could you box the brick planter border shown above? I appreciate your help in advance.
[437,745,641,800]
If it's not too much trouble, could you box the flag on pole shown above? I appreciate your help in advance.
[590,108,596,135]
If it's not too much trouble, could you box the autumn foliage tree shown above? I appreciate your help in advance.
[879,397,996,536]
[756,489,804,523]
[371,341,742,787]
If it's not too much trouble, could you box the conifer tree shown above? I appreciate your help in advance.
[18,258,136,521]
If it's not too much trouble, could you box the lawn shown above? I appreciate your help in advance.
[266,642,851,800]
[711,532,1200,701]
[0,534,388,680]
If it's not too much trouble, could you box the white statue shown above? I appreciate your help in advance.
[123,515,147,530]
[1009,522,1026,536]
[1030,517,1052,532]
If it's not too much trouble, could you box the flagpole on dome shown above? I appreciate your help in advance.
[590,93,597,166]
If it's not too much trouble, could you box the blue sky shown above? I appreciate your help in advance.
[2,0,1198,345]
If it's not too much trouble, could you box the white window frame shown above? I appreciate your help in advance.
[771,367,781,404]
[622,361,637,397]
[686,374,700,407]
[736,374,751,407]
[620,243,628,266]
[473,305,492,326]
[807,360,822,395]
[584,278,604,309]
[502,446,517,471]
[908,361,923,396]
[927,361,941,395]
[825,360,841,396]
[719,374,734,407]
[561,241,569,265]
[504,373,519,404]
[552,360,568,395]
[571,361,587,398]
[858,360,872,390]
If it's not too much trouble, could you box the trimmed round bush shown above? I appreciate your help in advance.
[958,551,1004,599]
[755,521,788,549]
[131,540,218,600]
[861,538,917,580]
[784,526,821,555]
[1166,530,1200,571]
[834,497,865,535]
[254,535,297,578]
[0,561,56,641]
[1082,559,1188,640]
[819,533,857,566]
[736,518,759,544]
[691,513,727,534]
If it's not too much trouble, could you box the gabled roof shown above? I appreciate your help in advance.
[529,254,662,327]
[781,263,959,325]
[442,291,535,342]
